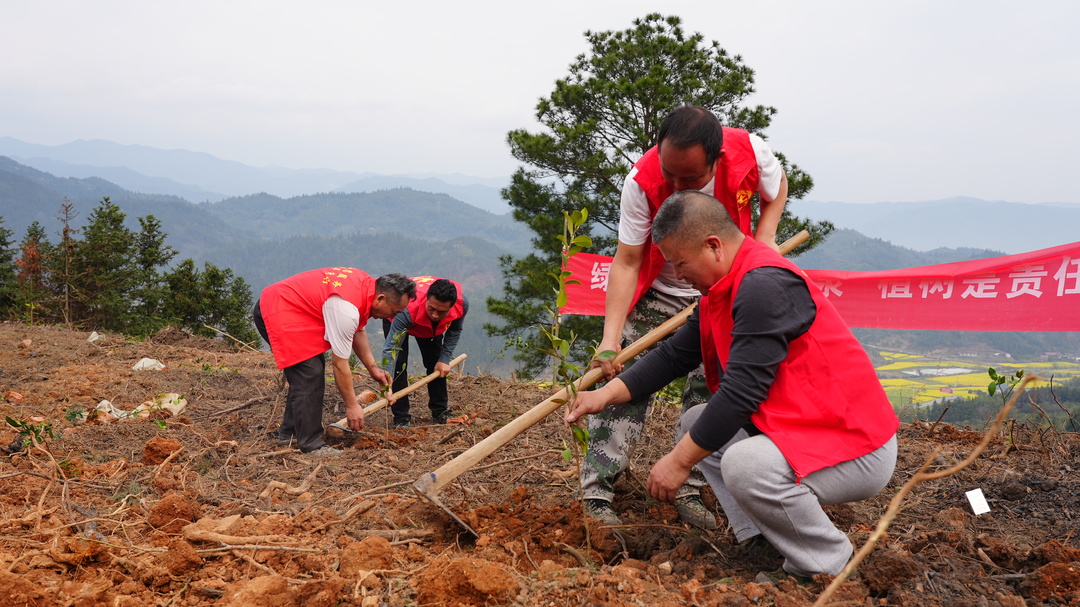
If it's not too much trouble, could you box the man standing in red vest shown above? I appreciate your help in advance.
[380,277,469,427]
[582,105,790,529]
[567,191,898,582]
[253,269,416,456]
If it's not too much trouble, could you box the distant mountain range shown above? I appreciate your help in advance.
[0,137,510,214]
[333,175,508,215]
[790,228,1006,271]
[4,136,1078,255]
[795,199,1080,256]
[0,156,529,258]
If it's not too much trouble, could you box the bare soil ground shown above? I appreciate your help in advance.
[1,321,1079,606]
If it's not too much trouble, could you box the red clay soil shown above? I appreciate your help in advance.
[1,321,1078,606]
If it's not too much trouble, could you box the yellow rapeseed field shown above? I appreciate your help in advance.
[874,351,1080,407]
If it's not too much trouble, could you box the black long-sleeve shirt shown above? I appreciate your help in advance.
[620,267,816,452]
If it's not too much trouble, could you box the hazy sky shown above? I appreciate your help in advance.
[2,1,1077,204]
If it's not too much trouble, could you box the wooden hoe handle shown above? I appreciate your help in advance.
[332,353,468,426]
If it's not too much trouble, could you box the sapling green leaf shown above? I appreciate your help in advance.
[571,424,589,455]
[533,207,597,551]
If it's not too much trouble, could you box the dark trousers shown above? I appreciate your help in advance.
[254,300,329,453]
[382,321,448,424]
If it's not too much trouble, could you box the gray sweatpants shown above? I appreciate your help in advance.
[581,288,710,503]
[679,404,898,577]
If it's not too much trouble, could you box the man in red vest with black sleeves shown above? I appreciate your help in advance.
[568,191,898,583]
[583,105,790,529]
[253,269,416,456]
[380,277,469,427]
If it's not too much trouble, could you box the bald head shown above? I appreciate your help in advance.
[653,190,743,249]
[653,190,745,294]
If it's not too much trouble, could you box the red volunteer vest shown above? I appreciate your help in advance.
[630,126,760,309]
[405,276,465,338]
[259,267,376,369]
[699,239,899,479]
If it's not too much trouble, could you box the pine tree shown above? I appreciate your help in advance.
[0,216,17,317]
[222,275,258,346]
[15,221,55,324]
[197,263,232,337]
[71,197,137,331]
[161,259,258,346]
[199,264,258,345]
[161,258,201,330]
[129,215,178,335]
[51,200,79,326]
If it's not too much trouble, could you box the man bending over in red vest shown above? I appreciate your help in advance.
[583,105,790,529]
[380,277,469,427]
[253,269,416,457]
[567,191,898,583]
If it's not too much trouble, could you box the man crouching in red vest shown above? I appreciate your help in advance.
[566,191,899,582]
[380,277,468,427]
[253,269,416,457]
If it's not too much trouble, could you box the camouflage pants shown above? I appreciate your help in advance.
[580,288,710,503]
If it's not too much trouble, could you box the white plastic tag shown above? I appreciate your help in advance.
[965,488,990,515]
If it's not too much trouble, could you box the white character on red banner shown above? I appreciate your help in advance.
[1054,257,1080,296]
[590,261,611,291]
[1006,266,1048,298]
[961,276,1001,299]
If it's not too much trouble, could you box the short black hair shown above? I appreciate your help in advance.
[375,273,417,301]
[427,278,457,304]
[653,190,740,247]
[657,106,724,165]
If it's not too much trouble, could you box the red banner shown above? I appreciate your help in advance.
[562,252,613,316]
[562,242,1080,331]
